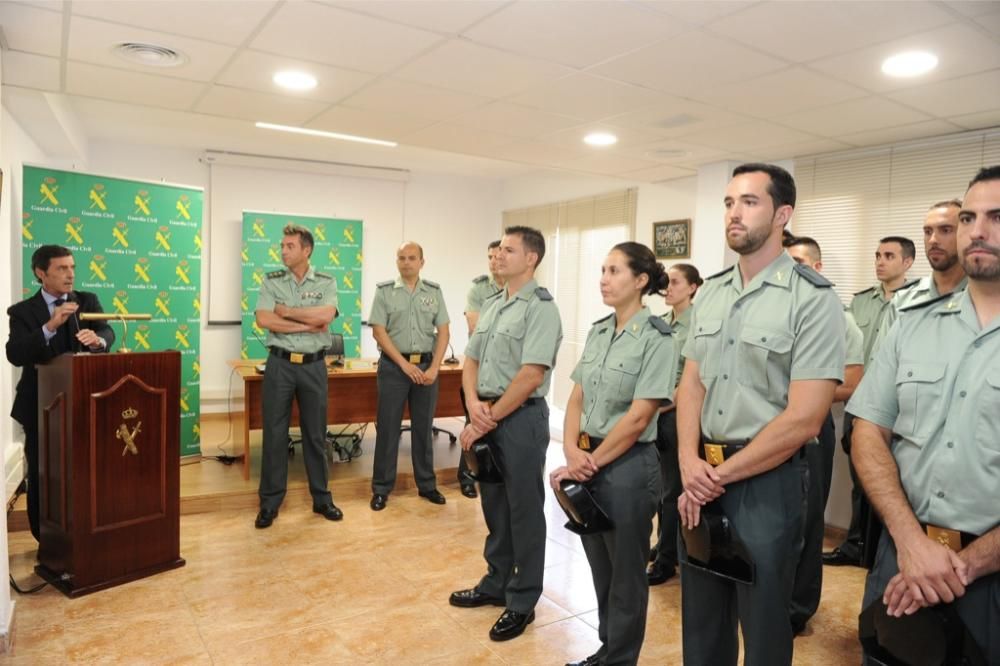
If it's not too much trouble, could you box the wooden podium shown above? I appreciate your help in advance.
[35,351,185,597]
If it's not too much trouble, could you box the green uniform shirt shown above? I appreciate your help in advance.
[666,306,692,393]
[465,274,503,314]
[255,266,338,354]
[847,289,1000,536]
[682,253,845,441]
[369,277,449,353]
[465,279,562,398]
[875,275,969,354]
[850,281,916,367]
[844,310,865,366]
[571,307,675,442]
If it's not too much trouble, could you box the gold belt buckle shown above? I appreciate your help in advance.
[578,433,591,451]
[926,525,962,552]
[408,353,422,363]
[289,352,304,364]
[704,443,726,466]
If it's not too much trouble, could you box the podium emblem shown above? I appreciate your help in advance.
[117,407,142,456]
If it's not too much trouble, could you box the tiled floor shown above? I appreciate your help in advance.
[5,426,867,664]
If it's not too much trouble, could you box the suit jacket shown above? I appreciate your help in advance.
[5,289,115,427]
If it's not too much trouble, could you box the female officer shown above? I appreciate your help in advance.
[648,263,703,585]
[551,242,675,666]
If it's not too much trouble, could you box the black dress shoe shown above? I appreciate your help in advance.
[566,654,602,666]
[791,619,807,636]
[489,609,534,641]
[419,489,446,505]
[646,561,676,586]
[822,547,860,566]
[449,588,506,608]
[254,508,278,529]
[461,484,478,499]
[648,545,658,563]
[370,494,387,511]
[313,503,343,521]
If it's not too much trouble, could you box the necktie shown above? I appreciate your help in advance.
[52,298,72,352]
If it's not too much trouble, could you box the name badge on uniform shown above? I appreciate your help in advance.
[704,443,726,466]
[408,353,422,363]
[302,291,323,300]
[420,296,437,308]
[578,433,591,451]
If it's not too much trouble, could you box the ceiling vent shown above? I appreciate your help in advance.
[111,42,187,68]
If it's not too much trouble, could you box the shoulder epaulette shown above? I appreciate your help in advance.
[485,290,503,302]
[898,292,950,313]
[648,316,673,335]
[896,279,920,293]
[423,279,440,289]
[592,313,613,326]
[534,287,553,301]
[266,270,286,279]
[853,286,875,296]
[793,263,833,288]
[314,271,334,280]
[706,265,734,280]
[472,274,489,284]
[376,279,394,288]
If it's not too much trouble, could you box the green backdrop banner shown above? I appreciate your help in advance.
[240,212,363,360]
[21,165,204,458]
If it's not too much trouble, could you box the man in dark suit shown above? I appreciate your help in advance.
[6,245,114,540]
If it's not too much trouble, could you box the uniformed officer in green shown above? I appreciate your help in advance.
[648,263,703,587]
[551,242,675,666]
[849,166,1000,664]
[369,241,450,511]
[449,226,562,643]
[826,234,917,567]
[457,239,505,498]
[676,164,845,665]
[784,235,865,634]
[254,224,341,529]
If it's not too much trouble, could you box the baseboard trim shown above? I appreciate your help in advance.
[0,599,17,656]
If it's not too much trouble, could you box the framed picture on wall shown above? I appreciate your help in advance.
[653,219,690,260]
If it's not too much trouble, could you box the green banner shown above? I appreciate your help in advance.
[240,212,363,360]
[21,165,204,457]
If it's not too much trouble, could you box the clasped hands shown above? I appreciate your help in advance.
[549,446,599,491]
[459,399,500,450]
[677,455,725,530]
[881,532,974,618]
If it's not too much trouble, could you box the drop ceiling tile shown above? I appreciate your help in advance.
[0,2,63,56]
[619,164,697,182]
[394,39,573,99]
[677,120,820,152]
[482,140,591,166]
[887,69,1000,117]
[539,124,664,151]
[754,138,853,161]
[810,24,1000,93]
[973,10,1000,36]
[2,51,60,91]
[591,30,787,97]
[706,1,956,63]
[778,97,932,137]
[71,1,277,47]
[838,119,962,146]
[216,51,373,104]
[68,16,235,81]
[943,1,1000,18]
[607,96,751,137]
[463,1,684,69]
[307,105,436,141]
[195,85,330,125]
[66,61,207,111]
[250,2,443,74]
[324,1,507,34]
[344,78,491,122]
[611,138,727,164]
[511,73,671,123]
[638,1,755,26]
[554,153,662,177]
[449,102,584,140]
[947,109,1000,131]
[400,122,514,156]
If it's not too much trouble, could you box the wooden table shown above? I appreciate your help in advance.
[228,358,466,479]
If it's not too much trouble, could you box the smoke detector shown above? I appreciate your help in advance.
[111,42,187,68]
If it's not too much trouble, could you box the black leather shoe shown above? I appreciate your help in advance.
[370,494,387,511]
[822,547,860,566]
[489,609,534,641]
[313,503,343,521]
[647,561,676,586]
[566,654,602,666]
[461,484,478,499]
[419,489,446,505]
[449,588,505,608]
[254,508,277,529]
[791,619,807,636]
[648,545,658,563]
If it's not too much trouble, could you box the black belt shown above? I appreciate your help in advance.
[920,523,977,551]
[478,396,544,409]
[578,434,653,451]
[697,436,806,467]
[388,352,433,364]
[269,347,325,364]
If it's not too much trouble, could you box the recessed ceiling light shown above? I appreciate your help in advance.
[111,42,187,68]
[584,132,617,147]
[273,70,317,91]
[255,122,397,147]
[881,50,938,78]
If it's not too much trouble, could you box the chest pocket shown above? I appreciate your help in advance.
[738,325,793,392]
[605,355,642,399]
[493,316,526,360]
[692,319,723,379]
[978,370,1000,453]
[894,362,947,445]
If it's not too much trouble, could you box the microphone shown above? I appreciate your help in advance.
[445,342,460,365]
[65,291,81,352]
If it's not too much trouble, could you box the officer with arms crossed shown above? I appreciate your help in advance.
[7,244,115,541]
[552,241,675,666]
[369,241,450,511]
[254,224,341,529]
[449,226,562,643]
[849,165,1000,664]
[676,163,845,665]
